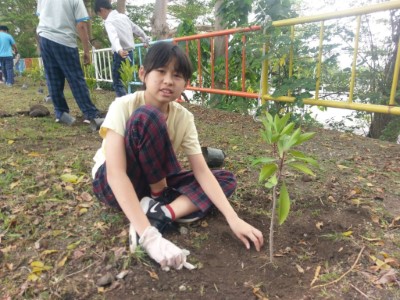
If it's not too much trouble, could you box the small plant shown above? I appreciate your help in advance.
[119,59,137,93]
[253,112,318,262]
[84,64,98,103]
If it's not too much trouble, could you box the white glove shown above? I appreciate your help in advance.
[139,226,195,271]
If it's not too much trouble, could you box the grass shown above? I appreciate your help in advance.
[1,76,400,299]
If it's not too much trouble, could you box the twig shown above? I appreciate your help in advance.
[311,246,365,289]
[350,283,369,299]
[59,261,97,282]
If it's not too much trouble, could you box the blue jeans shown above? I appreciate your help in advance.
[39,37,99,120]
[112,51,133,97]
[0,57,14,85]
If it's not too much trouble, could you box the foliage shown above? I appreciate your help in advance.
[119,59,137,92]
[169,0,214,27]
[84,64,98,103]
[0,0,39,58]
[253,112,318,261]
[24,65,44,85]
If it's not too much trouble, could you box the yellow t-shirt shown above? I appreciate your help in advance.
[92,91,202,178]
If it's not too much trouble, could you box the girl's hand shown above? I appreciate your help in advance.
[227,217,264,251]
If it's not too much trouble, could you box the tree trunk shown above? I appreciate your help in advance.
[213,0,225,90]
[151,0,169,39]
[116,0,126,14]
[368,11,400,140]
[83,0,93,42]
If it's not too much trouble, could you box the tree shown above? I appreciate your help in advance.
[151,0,169,39]
[116,0,126,14]
[0,0,39,58]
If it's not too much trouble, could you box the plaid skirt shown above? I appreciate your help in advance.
[93,105,237,213]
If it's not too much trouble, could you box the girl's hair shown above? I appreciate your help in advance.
[142,42,193,83]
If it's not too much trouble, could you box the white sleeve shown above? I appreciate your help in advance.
[105,21,123,53]
[129,20,151,43]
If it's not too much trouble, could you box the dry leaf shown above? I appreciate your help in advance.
[374,269,398,285]
[147,270,159,280]
[40,249,58,256]
[57,256,68,267]
[295,264,305,273]
[310,265,321,286]
[73,250,85,260]
[201,220,208,228]
[315,221,323,230]
[116,270,130,280]
[327,195,336,203]
[81,191,93,202]
[10,181,20,189]
[337,164,349,170]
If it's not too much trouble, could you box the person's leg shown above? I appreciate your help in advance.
[166,169,237,216]
[112,52,128,97]
[55,44,99,120]
[93,105,182,207]
[40,37,69,119]
[0,58,6,82]
[4,57,14,85]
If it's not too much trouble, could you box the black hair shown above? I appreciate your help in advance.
[94,0,112,14]
[0,26,9,32]
[142,42,193,83]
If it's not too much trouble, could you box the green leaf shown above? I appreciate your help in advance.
[280,122,295,136]
[294,132,316,146]
[259,163,278,182]
[278,182,290,225]
[285,127,301,150]
[288,150,307,158]
[264,174,278,189]
[252,157,276,166]
[60,174,78,184]
[277,113,291,132]
[288,162,315,176]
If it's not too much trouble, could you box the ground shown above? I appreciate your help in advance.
[0,78,400,300]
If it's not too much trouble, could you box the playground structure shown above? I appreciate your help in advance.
[93,1,400,116]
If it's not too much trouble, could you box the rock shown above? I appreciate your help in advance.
[96,272,114,287]
[21,83,28,90]
[0,110,12,118]
[29,104,50,118]
[179,226,189,235]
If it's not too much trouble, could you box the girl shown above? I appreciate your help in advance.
[92,42,263,270]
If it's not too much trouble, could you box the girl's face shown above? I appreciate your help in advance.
[140,58,187,111]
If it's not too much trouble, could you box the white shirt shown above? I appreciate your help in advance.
[36,0,89,48]
[104,10,150,53]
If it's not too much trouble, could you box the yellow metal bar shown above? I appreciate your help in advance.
[261,43,269,105]
[349,16,361,103]
[315,21,324,99]
[288,26,294,97]
[389,38,400,105]
[262,94,400,115]
[272,1,400,27]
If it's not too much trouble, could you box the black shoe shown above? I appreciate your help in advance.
[140,197,172,233]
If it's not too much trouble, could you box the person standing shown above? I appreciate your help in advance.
[94,0,151,97]
[36,0,101,124]
[0,26,18,87]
